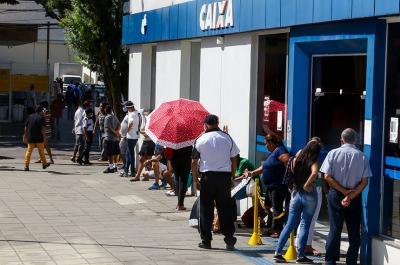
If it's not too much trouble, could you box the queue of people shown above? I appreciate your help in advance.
[22,95,371,264]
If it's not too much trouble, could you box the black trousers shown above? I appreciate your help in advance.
[199,171,235,244]
[265,185,289,232]
[326,189,362,265]
[79,131,93,163]
[172,159,191,207]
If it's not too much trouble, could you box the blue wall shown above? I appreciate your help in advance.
[123,0,400,45]
[287,20,386,265]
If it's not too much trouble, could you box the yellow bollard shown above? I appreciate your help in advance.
[284,232,297,261]
[248,178,263,246]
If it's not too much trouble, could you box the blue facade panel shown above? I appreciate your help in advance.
[352,0,374,18]
[161,8,170,41]
[186,1,197,39]
[252,0,266,29]
[331,0,352,20]
[178,4,188,39]
[239,0,252,32]
[169,5,179,40]
[281,0,297,26]
[121,0,400,45]
[375,0,400,16]
[296,0,314,25]
[265,0,281,28]
[313,0,332,22]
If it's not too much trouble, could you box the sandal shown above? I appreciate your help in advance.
[130,178,140,182]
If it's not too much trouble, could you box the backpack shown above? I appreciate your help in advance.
[282,156,295,187]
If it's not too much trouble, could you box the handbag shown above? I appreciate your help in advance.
[282,156,295,187]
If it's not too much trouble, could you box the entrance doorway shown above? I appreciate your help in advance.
[311,55,367,151]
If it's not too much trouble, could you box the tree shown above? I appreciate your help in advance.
[4,0,128,118]
[62,0,128,119]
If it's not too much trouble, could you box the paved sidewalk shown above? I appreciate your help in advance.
[0,143,349,265]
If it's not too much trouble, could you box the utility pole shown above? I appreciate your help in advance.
[46,21,50,102]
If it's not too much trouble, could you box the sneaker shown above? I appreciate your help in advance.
[165,190,176,196]
[148,183,160,190]
[83,161,92,165]
[198,241,211,249]
[70,157,76,163]
[76,159,83,165]
[24,167,29,171]
[103,167,114,173]
[160,180,167,189]
[273,254,286,263]
[119,171,128,177]
[42,163,50,169]
[296,256,314,264]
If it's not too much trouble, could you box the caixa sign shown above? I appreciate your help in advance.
[199,0,234,31]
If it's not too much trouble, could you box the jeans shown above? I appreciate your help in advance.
[124,147,131,170]
[326,189,362,265]
[73,134,85,159]
[24,142,47,167]
[276,188,318,257]
[296,186,322,246]
[125,139,138,174]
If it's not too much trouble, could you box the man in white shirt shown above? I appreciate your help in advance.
[191,114,240,251]
[71,101,89,163]
[125,101,141,176]
[118,105,130,177]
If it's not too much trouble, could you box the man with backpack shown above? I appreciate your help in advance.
[124,101,141,177]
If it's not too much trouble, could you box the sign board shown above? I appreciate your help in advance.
[199,0,234,31]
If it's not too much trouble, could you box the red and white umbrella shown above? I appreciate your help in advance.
[145,99,209,149]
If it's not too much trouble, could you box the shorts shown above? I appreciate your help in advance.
[103,140,120,157]
[119,138,127,155]
[145,163,167,179]
[139,140,156,156]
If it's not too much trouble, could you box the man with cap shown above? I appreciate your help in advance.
[71,100,90,163]
[191,114,240,250]
[125,101,142,177]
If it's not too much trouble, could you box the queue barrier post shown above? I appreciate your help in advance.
[248,178,263,246]
[284,231,297,260]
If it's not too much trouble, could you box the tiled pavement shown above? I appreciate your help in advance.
[0,143,342,265]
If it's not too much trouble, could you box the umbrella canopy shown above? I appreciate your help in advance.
[145,99,209,149]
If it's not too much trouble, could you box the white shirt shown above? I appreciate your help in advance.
[120,114,129,138]
[194,130,240,173]
[74,107,86,135]
[83,117,94,132]
[126,111,141,139]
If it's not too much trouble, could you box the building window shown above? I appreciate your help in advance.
[383,23,400,239]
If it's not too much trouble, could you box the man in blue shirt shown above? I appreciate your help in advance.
[320,128,372,265]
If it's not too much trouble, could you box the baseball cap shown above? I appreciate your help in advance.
[204,114,219,125]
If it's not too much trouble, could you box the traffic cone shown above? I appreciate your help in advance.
[284,231,297,260]
[248,178,263,246]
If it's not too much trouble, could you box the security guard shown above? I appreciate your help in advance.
[192,114,240,250]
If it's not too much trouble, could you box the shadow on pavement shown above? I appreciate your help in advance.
[0,239,230,252]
